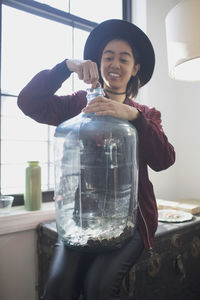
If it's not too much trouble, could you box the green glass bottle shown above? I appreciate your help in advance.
[25,161,42,211]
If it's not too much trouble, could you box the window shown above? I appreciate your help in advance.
[0,0,130,203]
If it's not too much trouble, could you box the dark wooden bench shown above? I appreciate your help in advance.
[37,215,200,300]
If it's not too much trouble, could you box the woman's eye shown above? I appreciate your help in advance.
[120,59,128,63]
[104,57,113,61]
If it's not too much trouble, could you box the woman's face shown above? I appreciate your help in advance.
[100,39,140,92]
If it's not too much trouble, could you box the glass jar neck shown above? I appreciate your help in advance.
[86,87,104,104]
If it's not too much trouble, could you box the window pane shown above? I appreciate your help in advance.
[49,163,55,187]
[1,96,48,144]
[33,0,69,12]
[1,96,20,116]
[1,141,48,164]
[73,28,90,91]
[1,164,27,194]
[49,126,56,141]
[1,117,48,141]
[1,163,51,195]
[32,0,122,22]
[2,5,72,95]
[73,28,90,59]
[0,96,51,192]
[70,0,122,23]
[0,1,123,196]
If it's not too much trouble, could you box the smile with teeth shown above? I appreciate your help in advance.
[108,72,120,78]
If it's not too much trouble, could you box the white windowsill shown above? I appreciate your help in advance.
[0,202,56,235]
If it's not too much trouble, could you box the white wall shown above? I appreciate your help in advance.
[133,0,200,201]
[0,230,38,300]
[0,205,55,300]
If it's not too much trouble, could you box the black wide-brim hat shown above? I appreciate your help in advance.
[84,19,155,86]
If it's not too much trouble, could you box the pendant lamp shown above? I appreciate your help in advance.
[165,0,200,81]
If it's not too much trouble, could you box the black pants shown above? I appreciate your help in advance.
[41,230,144,300]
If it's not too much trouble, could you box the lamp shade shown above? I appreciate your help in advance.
[165,0,200,81]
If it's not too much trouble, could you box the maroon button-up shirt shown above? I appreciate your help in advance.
[18,61,175,251]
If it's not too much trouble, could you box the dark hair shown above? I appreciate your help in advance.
[126,74,141,99]
[97,37,141,98]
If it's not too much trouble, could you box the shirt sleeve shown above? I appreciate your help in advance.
[17,60,87,126]
[131,105,175,171]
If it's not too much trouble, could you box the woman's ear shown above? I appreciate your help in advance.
[132,64,140,76]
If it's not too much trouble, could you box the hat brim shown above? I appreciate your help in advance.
[84,19,155,86]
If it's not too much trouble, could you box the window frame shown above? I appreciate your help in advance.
[0,0,131,204]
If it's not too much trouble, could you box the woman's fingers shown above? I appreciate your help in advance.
[83,98,116,114]
[82,98,139,121]
[67,59,99,86]
[90,63,101,90]
[82,60,99,85]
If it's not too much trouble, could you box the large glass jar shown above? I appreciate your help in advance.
[54,88,138,252]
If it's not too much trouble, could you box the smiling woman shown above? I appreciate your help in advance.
[17,17,175,300]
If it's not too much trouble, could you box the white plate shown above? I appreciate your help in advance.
[158,209,193,223]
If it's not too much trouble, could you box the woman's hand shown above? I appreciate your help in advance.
[66,59,100,90]
[82,96,139,121]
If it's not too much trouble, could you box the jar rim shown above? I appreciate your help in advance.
[0,195,14,201]
[86,87,104,93]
